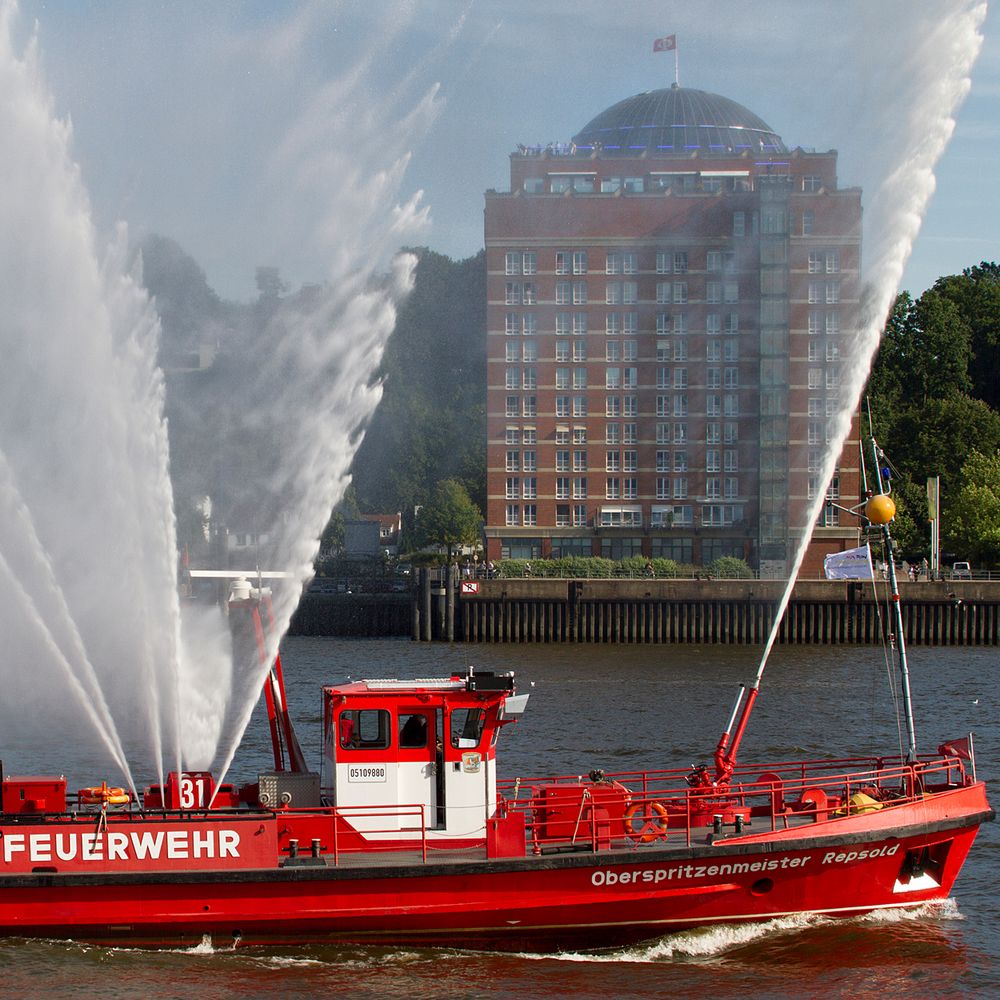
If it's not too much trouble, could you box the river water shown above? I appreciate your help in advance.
[0,638,996,999]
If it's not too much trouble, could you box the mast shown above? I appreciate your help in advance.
[867,440,918,761]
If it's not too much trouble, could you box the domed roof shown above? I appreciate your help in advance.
[572,85,786,156]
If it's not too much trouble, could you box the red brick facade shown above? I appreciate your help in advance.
[483,97,863,578]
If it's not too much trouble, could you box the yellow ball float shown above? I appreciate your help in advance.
[865,493,896,525]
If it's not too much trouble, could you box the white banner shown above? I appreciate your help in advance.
[824,544,874,580]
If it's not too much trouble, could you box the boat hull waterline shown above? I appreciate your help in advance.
[0,784,989,950]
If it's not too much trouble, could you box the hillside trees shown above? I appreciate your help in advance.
[869,261,1000,561]
[349,248,486,537]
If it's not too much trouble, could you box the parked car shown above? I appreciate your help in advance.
[952,561,972,580]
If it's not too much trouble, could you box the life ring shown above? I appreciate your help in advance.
[624,801,670,843]
[78,783,131,806]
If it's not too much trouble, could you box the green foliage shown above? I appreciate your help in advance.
[869,266,1000,563]
[494,557,691,579]
[350,248,486,528]
[413,479,482,560]
[945,450,1000,566]
[707,556,753,579]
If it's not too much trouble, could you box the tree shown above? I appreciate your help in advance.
[933,262,1000,408]
[945,450,1000,566]
[414,479,482,562]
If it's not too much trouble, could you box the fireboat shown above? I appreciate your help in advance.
[0,472,991,950]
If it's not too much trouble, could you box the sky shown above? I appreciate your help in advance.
[16,0,998,303]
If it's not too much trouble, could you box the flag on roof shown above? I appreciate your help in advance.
[653,35,676,52]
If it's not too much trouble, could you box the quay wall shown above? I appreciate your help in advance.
[292,580,1000,645]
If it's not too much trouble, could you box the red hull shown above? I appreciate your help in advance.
[0,783,989,951]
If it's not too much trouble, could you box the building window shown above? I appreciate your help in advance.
[505,504,519,526]
[573,367,587,390]
[674,251,688,274]
[505,477,519,500]
[605,423,620,445]
[606,252,622,275]
[505,396,518,417]
[623,449,637,472]
[556,396,570,417]
[656,422,670,444]
[606,340,620,362]
[573,450,588,472]
[673,423,687,444]
[655,251,671,274]
[505,427,518,446]
[522,449,536,470]
[656,477,670,499]
[555,504,570,527]
[623,423,637,444]
[674,451,688,472]
[605,367,621,389]
[656,281,671,304]
[572,395,587,417]
[623,477,638,499]
[556,477,570,499]
[573,281,587,304]
[606,282,622,305]
[555,251,569,275]
[623,281,638,304]
[572,251,588,275]
[573,339,587,361]
[707,282,721,304]
[556,449,570,472]
[522,477,537,500]
[803,175,822,192]
[572,477,587,499]
[506,450,520,472]
[523,396,536,417]
[606,450,620,472]
[673,282,688,304]
[673,477,688,499]
[706,449,721,473]
[523,504,537,526]
[656,450,670,472]
[606,395,620,417]
[572,504,588,527]
[733,212,745,237]
[606,312,621,335]
[573,313,588,335]
[606,477,620,499]
[556,367,570,390]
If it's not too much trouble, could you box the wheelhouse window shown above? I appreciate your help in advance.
[398,713,429,749]
[339,709,391,750]
[451,708,486,748]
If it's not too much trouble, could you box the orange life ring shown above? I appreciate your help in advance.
[78,783,131,806]
[624,801,670,843]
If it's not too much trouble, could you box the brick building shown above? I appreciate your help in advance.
[483,85,862,577]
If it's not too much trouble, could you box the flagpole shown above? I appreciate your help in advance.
[675,43,679,86]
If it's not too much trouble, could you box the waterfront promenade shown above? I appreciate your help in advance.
[292,578,1000,645]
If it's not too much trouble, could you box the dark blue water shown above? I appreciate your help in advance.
[1,638,996,999]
